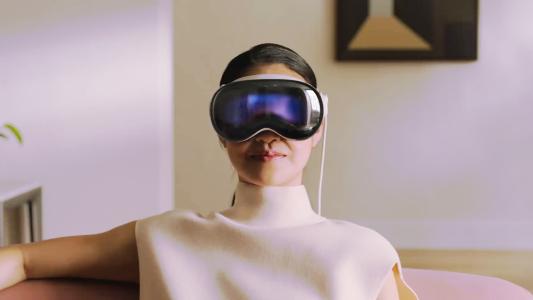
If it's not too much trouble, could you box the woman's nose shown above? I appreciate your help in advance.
[253,131,281,144]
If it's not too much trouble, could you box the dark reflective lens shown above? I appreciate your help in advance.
[210,79,324,142]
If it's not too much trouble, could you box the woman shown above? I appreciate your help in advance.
[0,43,419,300]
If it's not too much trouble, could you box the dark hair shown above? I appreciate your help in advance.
[220,43,317,88]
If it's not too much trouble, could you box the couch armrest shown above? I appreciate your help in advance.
[0,278,138,300]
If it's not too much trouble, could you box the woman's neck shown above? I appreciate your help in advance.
[219,181,323,227]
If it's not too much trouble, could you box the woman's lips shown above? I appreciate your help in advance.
[248,151,286,162]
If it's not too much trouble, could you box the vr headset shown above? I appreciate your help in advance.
[210,74,328,143]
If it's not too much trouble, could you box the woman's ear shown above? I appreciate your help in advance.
[311,120,325,148]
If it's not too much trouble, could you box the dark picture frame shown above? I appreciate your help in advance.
[336,0,479,61]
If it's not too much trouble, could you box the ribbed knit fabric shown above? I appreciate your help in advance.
[136,181,419,300]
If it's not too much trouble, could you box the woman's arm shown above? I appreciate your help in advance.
[0,220,138,290]
[376,268,400,300]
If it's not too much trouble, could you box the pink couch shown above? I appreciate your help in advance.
[403,268,533,300]
[0,268,531,299]
[0,278,138,300]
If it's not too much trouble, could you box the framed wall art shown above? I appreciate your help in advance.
[336,0,479,60]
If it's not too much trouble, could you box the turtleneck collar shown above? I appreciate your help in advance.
[216,181,325,228]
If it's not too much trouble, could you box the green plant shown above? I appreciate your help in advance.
[0,123,23,144]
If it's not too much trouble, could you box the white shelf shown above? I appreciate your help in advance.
[0,181,42,246]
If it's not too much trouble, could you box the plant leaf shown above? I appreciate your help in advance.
[0,132,7,139]
[3,123,23,144]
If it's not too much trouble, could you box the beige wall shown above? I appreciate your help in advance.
[1,0,174,238]
[173,0,533,250]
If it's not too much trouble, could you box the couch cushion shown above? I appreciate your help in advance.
[403,268,533,300]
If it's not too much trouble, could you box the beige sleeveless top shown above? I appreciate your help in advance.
[136,181,419,300]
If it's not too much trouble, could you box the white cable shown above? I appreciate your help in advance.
[317,92,328,216]
[317,116,327,216]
